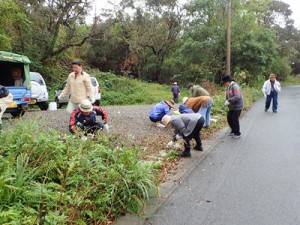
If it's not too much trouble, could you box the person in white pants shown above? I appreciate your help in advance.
[58,60,94,114]
[0,86,13,129]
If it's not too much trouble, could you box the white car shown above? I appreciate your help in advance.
[29,72,49,110]
[55,77,101,108]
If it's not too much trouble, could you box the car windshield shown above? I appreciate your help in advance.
[30,72,44,85]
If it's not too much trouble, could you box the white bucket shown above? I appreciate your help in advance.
[48,102,57,111]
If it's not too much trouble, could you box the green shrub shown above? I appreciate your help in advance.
[88,70,172,105]
[0,120,157,224]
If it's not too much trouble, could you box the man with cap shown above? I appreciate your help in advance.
[58,60,94,114]
[262,73,281,113]
[69,99,108,135]
[171,82,180,103]
[162,113,205,157]
[187,83,210,97]
[149,100,175,127]
[180,96,213,127]
[222,75,243,138]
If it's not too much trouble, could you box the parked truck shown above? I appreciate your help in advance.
[0,51,32,117]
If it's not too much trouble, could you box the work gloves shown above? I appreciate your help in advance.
[89,98,95,104]
[103,124,109,131]
[224,100,230,106]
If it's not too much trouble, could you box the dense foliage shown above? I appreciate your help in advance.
[0,121,156,224]
[1,0,299,85]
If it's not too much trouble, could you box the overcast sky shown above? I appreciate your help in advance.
[90,0,300,28]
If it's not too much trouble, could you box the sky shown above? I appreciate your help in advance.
[90,0,300,28]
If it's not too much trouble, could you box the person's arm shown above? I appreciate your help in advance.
[227,83,242,104]
[262,81,267,94]
[59,76,71,98]
[94,106,108,123]
[276,81,281,92]
[84,75,94,102]
[178,87,180,94]
[69,109,80,134]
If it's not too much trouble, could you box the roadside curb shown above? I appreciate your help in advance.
[114,127,228,225]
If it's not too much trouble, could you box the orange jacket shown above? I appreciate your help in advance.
[185,96,211,112]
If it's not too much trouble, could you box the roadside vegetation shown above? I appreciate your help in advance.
[0,120,156,224]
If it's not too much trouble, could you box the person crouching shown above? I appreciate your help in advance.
[69,99,108,136]
[162,114,204,157]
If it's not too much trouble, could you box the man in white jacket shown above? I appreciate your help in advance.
[262,73,281,113]
[58,60,94,114]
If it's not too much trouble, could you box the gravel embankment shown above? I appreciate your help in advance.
[4,105,171,139]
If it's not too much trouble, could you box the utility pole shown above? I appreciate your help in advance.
[226,0,231,76]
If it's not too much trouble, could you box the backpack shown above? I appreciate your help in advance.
[0,86,9,98]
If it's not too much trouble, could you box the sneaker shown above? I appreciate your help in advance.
[273,110,277,113]
[232,134,241,139]
[180,151,191,157]
[228,132,235,136]
[194,146,203,151]
[264,109,268,112]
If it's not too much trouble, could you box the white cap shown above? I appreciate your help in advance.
[162,115,171,126]
[182,97,188,104]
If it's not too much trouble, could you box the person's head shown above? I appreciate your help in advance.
[182,97,188,104]
[162,115,172,127]
[269,73,276,82]
[187,83,193,91]
[79,99,93,116]
[164,100,175,109]
[173,82,177,85]
[221,75,234,87]
[11,67,22,80]
[71,60,82,75]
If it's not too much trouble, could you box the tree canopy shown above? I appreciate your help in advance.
[1,0,299,83]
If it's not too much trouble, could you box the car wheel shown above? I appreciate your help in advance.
[55,97,62,109]
[94,100,100,106]
[11,110,25,118]
[38,102,49,110]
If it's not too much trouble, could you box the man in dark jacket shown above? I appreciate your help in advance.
[162,114,205,157]
[222,75,244,138]
[171,82,180,103]
[69,99,108,135]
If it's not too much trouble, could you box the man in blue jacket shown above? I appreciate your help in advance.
[222,75,244,138]
[149,100,174,127]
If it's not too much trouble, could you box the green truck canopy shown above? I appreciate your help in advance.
[0,51,31,64]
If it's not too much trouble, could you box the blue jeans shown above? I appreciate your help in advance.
[199,99,213,127]
[265,91,278,112]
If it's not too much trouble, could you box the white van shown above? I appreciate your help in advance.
[29,72,49,110]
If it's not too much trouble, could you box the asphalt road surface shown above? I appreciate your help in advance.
[146,86,300,225]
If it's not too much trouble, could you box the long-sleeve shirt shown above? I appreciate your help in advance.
[59,71,94,104]
[192,85,210,97]
[171,85,180,95]
[226,82,243,110]
[170,113,202,137]
[69,106,108,132]
[262,80,281,95]
[149,101,171,121]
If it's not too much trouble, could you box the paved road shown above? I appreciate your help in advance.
[146,86,300,225]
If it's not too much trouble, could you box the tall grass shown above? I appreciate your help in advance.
[0,120,157,224]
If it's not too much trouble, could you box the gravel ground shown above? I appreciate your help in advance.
[3,105,172,139]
